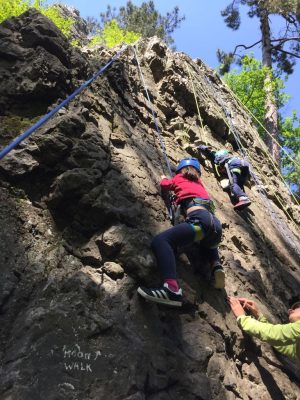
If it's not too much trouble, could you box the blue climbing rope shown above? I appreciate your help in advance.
[0,44,129,161]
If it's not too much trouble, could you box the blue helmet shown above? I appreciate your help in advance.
[176,158,201,174]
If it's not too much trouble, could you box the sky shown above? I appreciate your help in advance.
[49,0,299,118]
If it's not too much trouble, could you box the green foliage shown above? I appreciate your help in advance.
[0,0,30,22]
[223,55,289,138]
[89,19,140,48]
[280,112,300,194]
[223,54,300,193]
[97,1,185,47]
[221,3,240,30]
[34,1,74,38]
[0,0,74,38]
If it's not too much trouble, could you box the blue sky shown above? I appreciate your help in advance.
[50,0,299,118]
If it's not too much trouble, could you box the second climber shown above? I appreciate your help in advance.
[198,145,251,210]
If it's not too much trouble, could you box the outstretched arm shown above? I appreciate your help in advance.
[237,315,300,346]
[228,296,300,345]
[160,175,174,192]
[197,145,216,162]
[228,297,300,361]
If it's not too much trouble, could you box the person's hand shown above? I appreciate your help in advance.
[161,175,168,180]
[238,298,260,319]
[227,296,246,318]
[197,145,209,151]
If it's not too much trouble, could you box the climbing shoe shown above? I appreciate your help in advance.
[212,267,225,289]
[137,283,183,307]
[233,196,251,210]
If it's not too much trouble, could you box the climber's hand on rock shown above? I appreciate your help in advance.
[238,298,260,319]
[198,145,209,152]
[227,296,246,318]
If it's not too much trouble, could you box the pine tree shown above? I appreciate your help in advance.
[96,1,185,47]
[218,0,300,165]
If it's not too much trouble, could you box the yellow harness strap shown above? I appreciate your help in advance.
[192,224,205,241]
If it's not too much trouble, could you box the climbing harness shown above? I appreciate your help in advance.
[181,197,216,215]
[0,44,130,160]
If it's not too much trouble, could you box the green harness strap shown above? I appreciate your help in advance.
[192,224,205,241]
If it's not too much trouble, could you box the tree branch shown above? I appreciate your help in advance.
[272,47,300,59]
[232,39,262,55]
[231,37,300,57]
[270,37,300,44]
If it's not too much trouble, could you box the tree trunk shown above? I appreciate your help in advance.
[259,8,281,165]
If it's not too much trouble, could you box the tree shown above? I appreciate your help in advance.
[0,0,74,38]
[223,54,300,195]
[89,19,140,48]
[223,55,288,138]
[218,0,300,165]
[96,1,185,47]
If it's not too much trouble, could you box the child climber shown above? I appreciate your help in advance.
[198,145,251,210]
[137,157,225,307]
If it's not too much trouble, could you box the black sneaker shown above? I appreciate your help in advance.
[137,283,183,307]
[211,267,225,289]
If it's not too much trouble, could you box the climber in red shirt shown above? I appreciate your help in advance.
[137,157,225,307]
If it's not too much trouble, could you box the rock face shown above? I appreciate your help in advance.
[55,4,90,45]
[0,10,300,400]
[0,9,88,116]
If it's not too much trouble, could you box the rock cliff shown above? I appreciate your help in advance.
[0,9,300,400]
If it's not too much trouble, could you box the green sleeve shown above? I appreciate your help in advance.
[258,315,268,323]
[237,315,300,346]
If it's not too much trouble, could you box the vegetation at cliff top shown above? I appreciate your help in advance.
[89,19,140,48]
[87,1,185,48]
[0,0,74,37]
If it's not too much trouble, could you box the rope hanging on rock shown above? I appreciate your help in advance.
[132,45,178,224]
[0,44,130,161]
[185,62,208,146]
[222,80,300,208]
[132,45,173,177]
[203,73,300,255]
[225,82,300,170]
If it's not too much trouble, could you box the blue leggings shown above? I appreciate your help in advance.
[230,171,248,199]
[151,210,222,279]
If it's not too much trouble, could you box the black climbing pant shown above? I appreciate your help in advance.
[151,209,222,279]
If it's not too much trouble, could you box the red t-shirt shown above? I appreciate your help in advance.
[160,173,210,204]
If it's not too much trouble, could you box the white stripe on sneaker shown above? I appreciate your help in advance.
[137,287,182,307]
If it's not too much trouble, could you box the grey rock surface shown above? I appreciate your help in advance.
[0,10,299,400]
